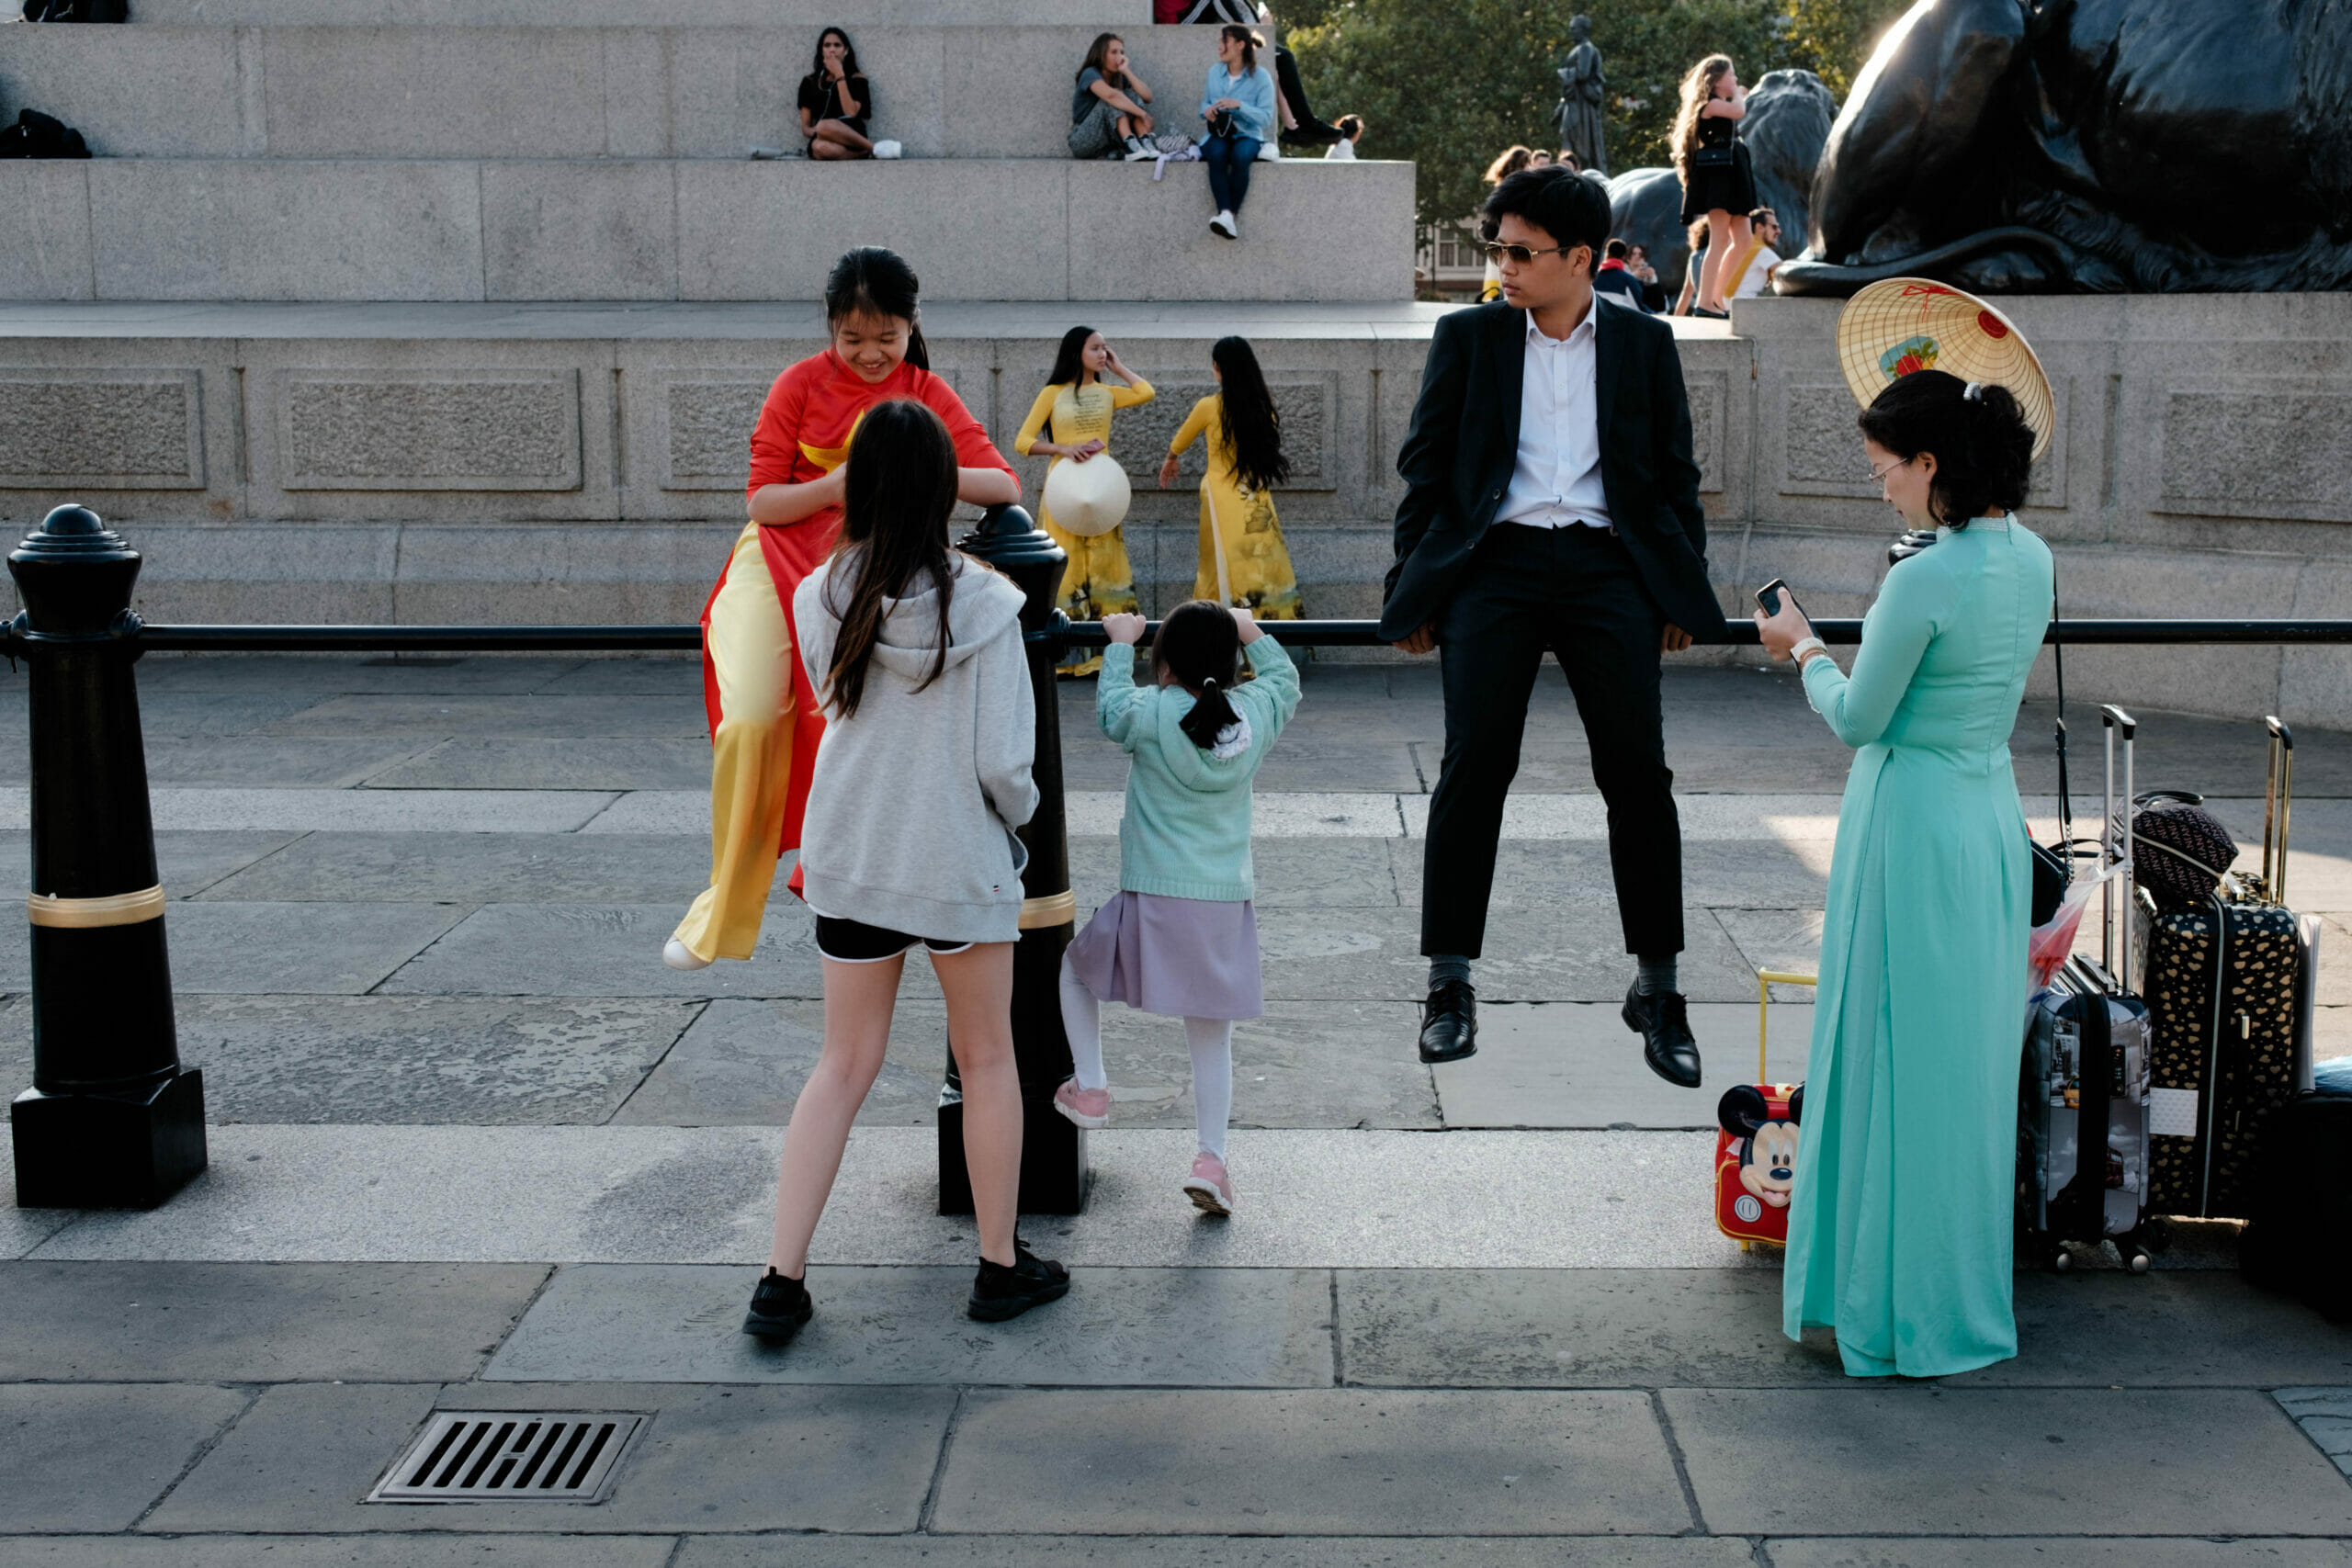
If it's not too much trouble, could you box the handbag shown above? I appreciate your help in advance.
[2128,791,2238,908]
[1690,142,1736,169]
[1205,107,1239,139]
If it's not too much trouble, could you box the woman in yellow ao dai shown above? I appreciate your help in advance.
[1015,326,1152,675]
[1159,334,1303,620]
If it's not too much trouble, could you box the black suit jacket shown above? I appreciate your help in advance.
[1376,296,1726,643]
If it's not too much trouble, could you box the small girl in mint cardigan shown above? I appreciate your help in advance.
[1053,598,1301,1216]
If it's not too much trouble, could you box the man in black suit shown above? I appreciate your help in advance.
[1379,165,1724,1087]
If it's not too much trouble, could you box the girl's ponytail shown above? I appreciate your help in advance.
[1178,674,1243,751]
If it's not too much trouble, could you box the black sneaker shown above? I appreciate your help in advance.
[967,1237,1069,1322]
[741,1268,813,1341]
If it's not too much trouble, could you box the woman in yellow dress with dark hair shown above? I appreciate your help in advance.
[1157,334,1303,619]
[1015,325,1152,676]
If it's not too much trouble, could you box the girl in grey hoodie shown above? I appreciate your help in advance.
[741,400,1069,1341]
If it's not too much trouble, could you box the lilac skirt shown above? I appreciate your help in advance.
[1064,890,1262,1021]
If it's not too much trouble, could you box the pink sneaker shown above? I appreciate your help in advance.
[1053,1077,1111,1129]
[1182,1152,1236,1216]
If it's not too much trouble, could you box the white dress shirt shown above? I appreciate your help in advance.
[1498,306,1611,530]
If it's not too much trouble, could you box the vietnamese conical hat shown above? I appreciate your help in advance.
[1836,278,2053,463]
[1042,452,1132,538]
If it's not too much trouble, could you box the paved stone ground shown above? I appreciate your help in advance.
[1,651,2348,1565]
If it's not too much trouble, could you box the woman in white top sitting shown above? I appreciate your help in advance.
[1324,114,1363,159]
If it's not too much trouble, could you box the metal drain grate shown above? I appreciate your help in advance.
[368,1412,645,1505]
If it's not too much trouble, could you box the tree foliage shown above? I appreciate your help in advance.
[1286,0,1905,228]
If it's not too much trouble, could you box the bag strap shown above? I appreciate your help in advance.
[2052,563,2072,850]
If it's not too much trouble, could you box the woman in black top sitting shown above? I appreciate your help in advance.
[1672,53,1755,318]
[800,27,874,161]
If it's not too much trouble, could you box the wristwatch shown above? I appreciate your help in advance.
[1789,636,1828,666]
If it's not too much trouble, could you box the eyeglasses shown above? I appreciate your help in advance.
[1481,242,1578,266]
[1866,454,1914,485]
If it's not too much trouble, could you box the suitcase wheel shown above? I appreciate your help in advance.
[2050,1247,2074,1273]
[2126,1247,2153,1274]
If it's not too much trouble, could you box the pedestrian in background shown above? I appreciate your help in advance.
[1069,32,1159,162]
[1627,243,1669,312]
[1055,601,1303,1217]
[1591,238,1649,311]
[1324,113,1364,159]
[1014,326,1154,675]
[743,399,1068,1342]
[799,27,877,161]
[1480,146,1541,299]
[1673,218,1710,315]
[1199,25,1276,239]
[1159,335,1304,619]
[1673,53,1755,317]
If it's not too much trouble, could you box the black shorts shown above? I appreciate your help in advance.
[812,914,975,964]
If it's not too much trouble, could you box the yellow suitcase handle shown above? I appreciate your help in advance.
[1756,968,1818,1082]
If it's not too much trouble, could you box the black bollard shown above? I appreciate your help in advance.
[7,504,205,1208]
[936,503,1089,1215]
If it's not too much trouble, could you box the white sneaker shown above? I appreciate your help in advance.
[872,140,902,160]
[1124,136,1157,162]
[662,939,712,972]
[1255,141,1281,162]
[1210,209,1238,240]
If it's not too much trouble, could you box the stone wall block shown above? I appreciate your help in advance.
[667,28,824,160]
[2155,384,2352,525]
[0,27,245,157]
[1067,161,1413,303]
[88,161,484,302]
[257,28,612,158]
[481,163,678,301]
[658,377,771,493]
[0,162,95,301]
[0,369,205,489]
[600,28,671,157]
[275,368,582,491]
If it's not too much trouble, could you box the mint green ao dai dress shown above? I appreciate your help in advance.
[1782,517,2054,1379]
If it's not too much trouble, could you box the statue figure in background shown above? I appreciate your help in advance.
[1553,15,1607,175]
[1605,69,1836,299]
[1779,0,2352,294]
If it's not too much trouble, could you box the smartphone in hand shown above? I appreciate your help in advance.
[1754,578,1802,618]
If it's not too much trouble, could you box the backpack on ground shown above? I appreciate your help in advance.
[0,109,92,159]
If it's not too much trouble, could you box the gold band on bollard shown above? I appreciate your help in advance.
[26,885,166,930]
[1017,889,1078,931]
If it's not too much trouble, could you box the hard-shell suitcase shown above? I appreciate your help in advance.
[2140,717,2306,1219]
[1714,967,1814,1250]
[2016,705,2157,1273]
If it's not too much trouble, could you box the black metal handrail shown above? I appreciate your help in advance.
[85,616,2352,654]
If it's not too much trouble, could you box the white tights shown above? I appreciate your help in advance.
[1059,953,1234,1160]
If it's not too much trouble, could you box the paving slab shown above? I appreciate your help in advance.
[932,1388,1691,1535]
[149,1379,956,1534]
[1069,834,1400,909]
[1253,904,1757,1003]
[5,829,304,899]
[14,1124,1752,1269]
[143,737,437,788]
[2278,1387,2352,1479]
[1433,1003,1812,1129]
[1392,838,1831,910]
[1339,1269,2352,1389]
[257,694,706,739]
[0,1382,252,1531]
[0,1538,676,1568]
[173,995,697,1123]
[537,657,704,697]
[679,1538,1758,1568]
[1665,1386,2352,1536]
[0,787,620,835]
[1766,1542,2352,1568]
[132,691,333,737]
[484,1263,1333,1387]
[167,900,473,995]
[193,830,713,905]
[378,903,821,998]
[364,738,717,790]
[0,1261,548,1382]
[608,996,946,1128]
[139,656,590,696]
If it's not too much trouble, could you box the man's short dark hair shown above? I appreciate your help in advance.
[1604,238,1629,261]
[1480,166,1610,271]
[1749,207,1778,229]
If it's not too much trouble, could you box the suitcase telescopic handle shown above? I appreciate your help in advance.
[2100,706,2137,981]
[2264,716,2294,905]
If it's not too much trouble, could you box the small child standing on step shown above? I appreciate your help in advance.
[1052,599,1301,1215]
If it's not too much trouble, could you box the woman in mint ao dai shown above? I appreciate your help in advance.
[1754,367,2052,1379]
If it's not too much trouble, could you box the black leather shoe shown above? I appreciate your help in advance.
[742,1268,813,1342]
[1623,984,1702,1088]
[1418,979,1478,1064]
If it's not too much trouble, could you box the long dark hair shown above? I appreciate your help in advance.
[1857,368,2034,528]
[1078,32,1128,90]
[1670,54,1734,181]
[820,400,959,720]
[824,246,930,372]
[1212,335,1288,494]
[808,26,862,82]
[1046,324,1098,389]
[1217,23,1261,75]
[1151,600,1247,750]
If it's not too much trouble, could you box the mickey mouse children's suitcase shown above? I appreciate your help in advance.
[2017,706,2157,1273]
[1715,967,1812,1250]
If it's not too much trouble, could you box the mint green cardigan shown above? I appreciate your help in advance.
[1097,637,1301,902]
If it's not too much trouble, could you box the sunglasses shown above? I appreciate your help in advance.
[1480,242,1581,266]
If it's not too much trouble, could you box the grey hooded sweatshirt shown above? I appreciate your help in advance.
[794,551,1039,943]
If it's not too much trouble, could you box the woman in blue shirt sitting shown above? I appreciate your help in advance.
[1199,25,1276,241]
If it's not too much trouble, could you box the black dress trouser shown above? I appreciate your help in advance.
[1421,521,1684,961]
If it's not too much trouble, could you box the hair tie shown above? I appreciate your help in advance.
[1201,677,1218,694]
[1962,380,1985,402]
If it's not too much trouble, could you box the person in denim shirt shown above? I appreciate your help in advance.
[1198,25,1276,240]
